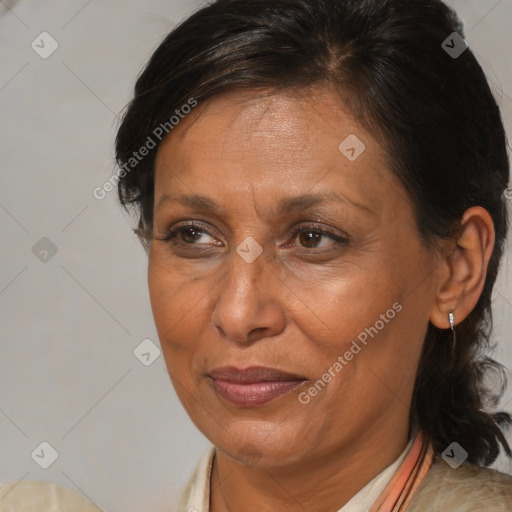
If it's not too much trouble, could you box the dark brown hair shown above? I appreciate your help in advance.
[115,0,511,465]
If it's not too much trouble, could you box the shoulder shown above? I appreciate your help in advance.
[408,457,512,512]
[171,445,216,512]
[0,480,103,511]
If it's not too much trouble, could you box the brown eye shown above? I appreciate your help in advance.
[297,230,323,248]
[290,225,348,250]
[180,227,205,243]
[158,222,218,246]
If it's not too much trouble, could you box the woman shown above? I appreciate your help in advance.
[115,0,512,510]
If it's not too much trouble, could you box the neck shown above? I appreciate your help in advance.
[210,417,411,512]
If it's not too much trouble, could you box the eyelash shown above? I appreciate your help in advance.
[157,221,348,251]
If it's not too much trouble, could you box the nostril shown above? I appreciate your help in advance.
[247,327,266,341]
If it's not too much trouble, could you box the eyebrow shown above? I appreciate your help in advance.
[156,190,374,217]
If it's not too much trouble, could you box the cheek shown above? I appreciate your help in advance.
[147,255,210,358]
[288,259,403,347]
[294,253,427,386]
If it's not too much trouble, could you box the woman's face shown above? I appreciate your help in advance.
[149,87,442,466]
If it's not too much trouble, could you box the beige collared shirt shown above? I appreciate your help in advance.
[3,438,511,511]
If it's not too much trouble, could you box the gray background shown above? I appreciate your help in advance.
[0,1,511,511]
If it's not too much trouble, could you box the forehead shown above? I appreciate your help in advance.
[153,87,401,220]
[160,87,374,164]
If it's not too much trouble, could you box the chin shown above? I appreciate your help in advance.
[210,422,311,468]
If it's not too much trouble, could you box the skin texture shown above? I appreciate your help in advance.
[148,87,495,512]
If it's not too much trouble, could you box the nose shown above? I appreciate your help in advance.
[210,242,286,345]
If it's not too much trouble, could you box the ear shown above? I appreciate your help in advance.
[429,206,495,329]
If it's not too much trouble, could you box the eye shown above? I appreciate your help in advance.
[287,224,348,250]
[156,222,220,246]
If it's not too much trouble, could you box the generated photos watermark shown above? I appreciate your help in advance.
[298,301,403,404]
[93,98,198,200]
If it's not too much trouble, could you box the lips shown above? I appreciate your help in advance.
[209,366,307,408]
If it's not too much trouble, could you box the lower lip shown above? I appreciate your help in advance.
[212,379,306,407]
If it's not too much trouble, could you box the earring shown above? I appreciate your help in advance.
[448,310,456,359]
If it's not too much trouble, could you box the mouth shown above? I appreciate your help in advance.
[208,366,308,408]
